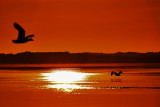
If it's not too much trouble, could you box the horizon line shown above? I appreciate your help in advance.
[1,51,160,55]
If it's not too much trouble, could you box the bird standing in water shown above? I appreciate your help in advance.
[111,71,123,76]
[13,23,34,43]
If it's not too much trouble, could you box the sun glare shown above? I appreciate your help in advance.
[48,84,86,92]
[41,70,94,92]
[42,70,89,83]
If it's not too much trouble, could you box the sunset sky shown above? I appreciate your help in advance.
[0,0,160,53]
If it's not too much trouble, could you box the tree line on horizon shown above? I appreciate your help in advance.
[0,51,160,64]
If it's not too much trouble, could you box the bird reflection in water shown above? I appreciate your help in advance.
[41,70,94,92]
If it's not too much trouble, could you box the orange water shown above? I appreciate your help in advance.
[0,64,160,107]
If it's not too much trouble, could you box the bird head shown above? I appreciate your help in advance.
[28,38,34,41]
[119,71,123,74]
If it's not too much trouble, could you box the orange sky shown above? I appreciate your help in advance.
[0,0,160,53]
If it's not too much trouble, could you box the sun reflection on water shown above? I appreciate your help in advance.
[47,84,90,92]
[41,70,94,92]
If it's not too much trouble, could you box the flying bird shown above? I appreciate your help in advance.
[13,23,34,43]
[111,71,123,76]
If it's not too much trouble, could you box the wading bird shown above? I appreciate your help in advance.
[13,23,34,43]
[111,71,123,76]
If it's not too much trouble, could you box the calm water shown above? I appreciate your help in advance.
[0,63,160,107]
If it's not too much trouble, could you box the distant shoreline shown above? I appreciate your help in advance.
[0,51,160,64]
[0,63,160,69]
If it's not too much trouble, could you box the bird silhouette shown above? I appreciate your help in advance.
[13,23,34,43]
[111,71,123,76]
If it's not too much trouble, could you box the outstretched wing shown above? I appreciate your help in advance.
[111,71,114,76]
[14,23,25,40]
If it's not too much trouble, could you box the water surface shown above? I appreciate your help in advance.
[0,63,160,107]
